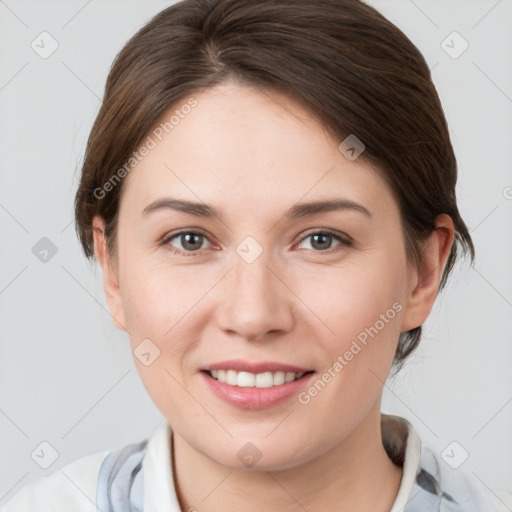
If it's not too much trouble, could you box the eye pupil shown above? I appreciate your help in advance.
[168,230,343,255]
[311,233,332,250]
[182,233,203,251]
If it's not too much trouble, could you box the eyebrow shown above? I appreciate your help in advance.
[142,197,372,221]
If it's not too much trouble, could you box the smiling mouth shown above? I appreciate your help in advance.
[203,369,315,388]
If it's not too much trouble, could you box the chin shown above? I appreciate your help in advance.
[206,438,310,472]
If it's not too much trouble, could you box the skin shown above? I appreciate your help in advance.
[93,81,454,512]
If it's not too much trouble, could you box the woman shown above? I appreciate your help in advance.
[3,0,510,511]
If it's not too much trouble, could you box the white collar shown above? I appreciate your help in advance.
[143,419,181,511]
[385,414,422,511]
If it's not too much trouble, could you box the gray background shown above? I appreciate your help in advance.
[1,0,511,506]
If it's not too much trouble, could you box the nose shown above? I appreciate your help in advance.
[215,250,295,342]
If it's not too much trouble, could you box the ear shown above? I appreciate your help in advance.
[400,214,455,332]
[92,215,128,332]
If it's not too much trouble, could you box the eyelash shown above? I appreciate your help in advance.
[160,229,353,257]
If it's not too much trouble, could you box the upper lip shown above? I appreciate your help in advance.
[201,360,314,374]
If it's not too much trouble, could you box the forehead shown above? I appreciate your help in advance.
[119,82,394,221]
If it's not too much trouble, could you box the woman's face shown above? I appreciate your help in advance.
[95,81,429,469]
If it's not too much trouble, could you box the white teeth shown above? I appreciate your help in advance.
[273,371,285,386]
[226,370,237,385]
[285,372,296,383]
[255,372,274,388]
[238,371,258,387]
[208,369,307,387]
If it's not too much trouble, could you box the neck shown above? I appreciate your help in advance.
[171,406,404,512]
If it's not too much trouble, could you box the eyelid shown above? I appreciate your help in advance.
[161,227,352,256]
[161,228,213,255]
[295,228,352,252]
[298,227,352,243]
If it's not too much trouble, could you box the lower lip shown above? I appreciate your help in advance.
[200,371,315,410]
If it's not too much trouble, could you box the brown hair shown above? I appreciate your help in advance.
[74,0,475,371]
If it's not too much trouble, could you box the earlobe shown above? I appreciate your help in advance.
[92,215,128,332]
[400,214,455,333]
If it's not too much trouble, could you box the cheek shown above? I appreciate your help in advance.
[119,261,207,416]
[119,257,215,390]
[295,252,408,408]
[120,255,202,334]
[297,260,406,421]
[302,256,405,345]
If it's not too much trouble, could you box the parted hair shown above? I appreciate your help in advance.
[74,0,475,370]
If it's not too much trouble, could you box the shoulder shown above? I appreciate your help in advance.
[416,444,512,512]
[383,414,512,512]
[0,449,110,512]
[483,487,512,512]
